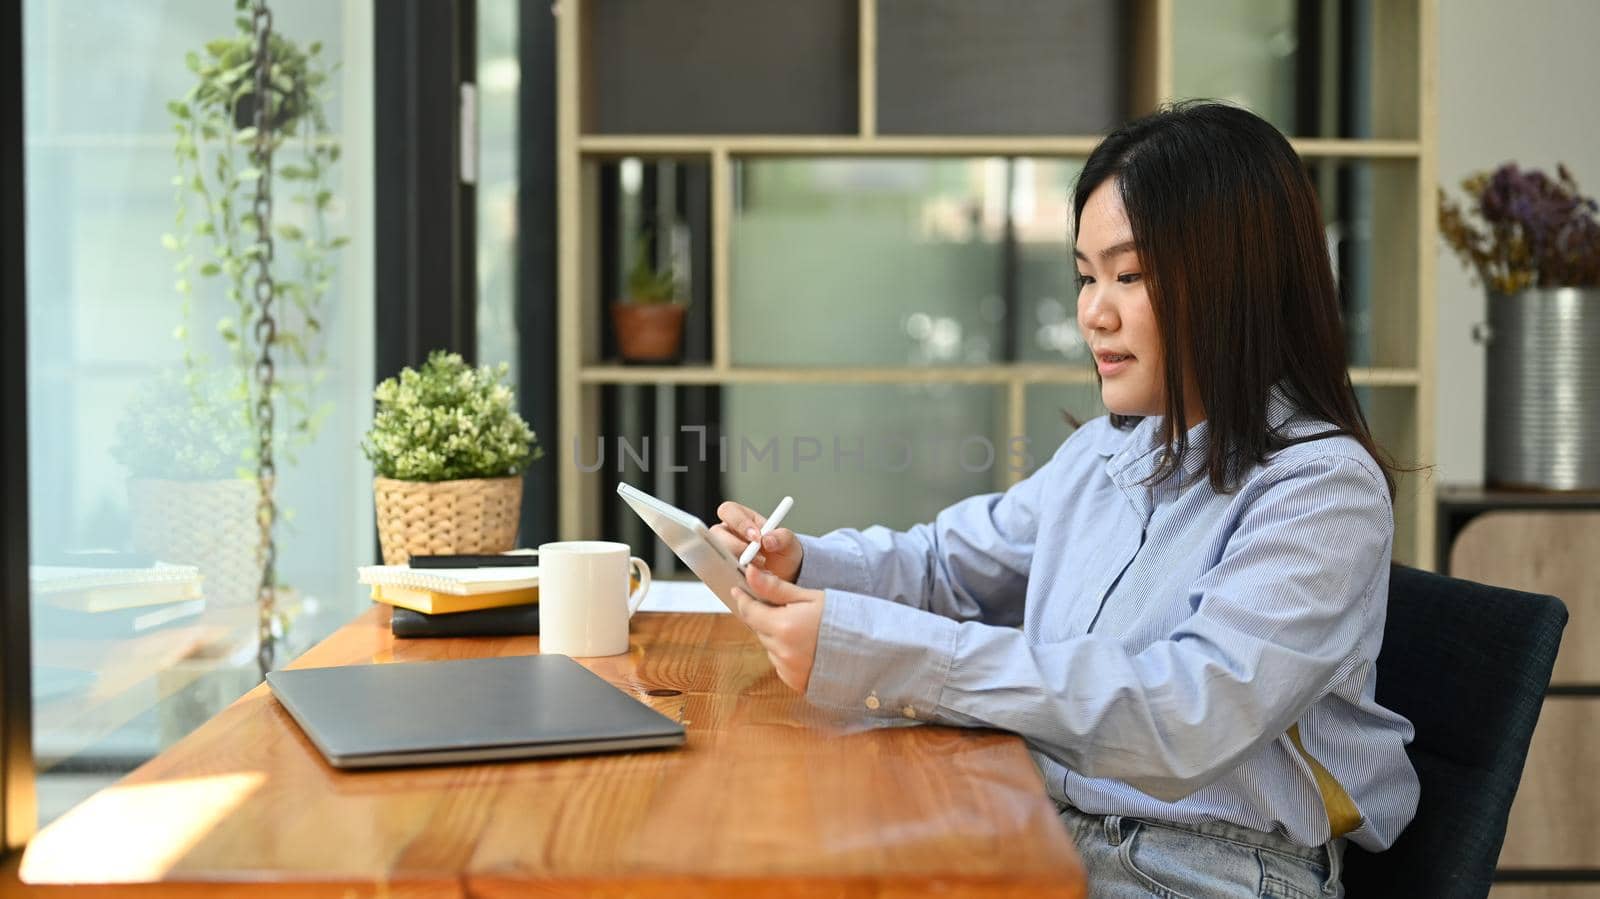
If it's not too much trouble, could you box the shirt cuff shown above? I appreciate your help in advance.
[805,588,959,721]
[795,533,871,593]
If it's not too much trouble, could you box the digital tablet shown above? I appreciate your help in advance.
[617,482,746,612]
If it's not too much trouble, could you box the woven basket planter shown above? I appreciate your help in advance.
[373,475,523,565]
[128,477,264,607]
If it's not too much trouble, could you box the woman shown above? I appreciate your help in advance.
[710,101,1418,898]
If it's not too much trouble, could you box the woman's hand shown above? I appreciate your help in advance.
[710,500,804,583]
[732,564,823,695]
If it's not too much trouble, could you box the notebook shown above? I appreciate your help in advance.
[266,654,686,768]
[368,583,537,615]
[31,563,203,612]
[357,564,540,595]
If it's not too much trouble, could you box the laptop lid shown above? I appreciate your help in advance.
[267,654,685,769]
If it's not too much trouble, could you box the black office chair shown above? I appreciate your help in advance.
[1341,565,1567,898]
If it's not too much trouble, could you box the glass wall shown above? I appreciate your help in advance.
[23,0,374,827]
[723,158,1089,529]
[730,158,1086,370]
[1171,0,1377,140]
[477,0,520,377]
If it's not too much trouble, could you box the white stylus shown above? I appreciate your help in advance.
[739,495,794,567]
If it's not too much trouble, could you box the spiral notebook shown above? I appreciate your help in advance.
[357,564,539,596]
[31,563,203,612]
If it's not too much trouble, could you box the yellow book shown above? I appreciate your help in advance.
[370,584,538,615]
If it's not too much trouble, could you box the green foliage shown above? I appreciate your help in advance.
[624,231,679,305]
[165,11,346,467]
[362,352,543,482]
[110,368,253,481]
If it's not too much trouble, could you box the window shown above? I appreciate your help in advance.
[22,0,374,828]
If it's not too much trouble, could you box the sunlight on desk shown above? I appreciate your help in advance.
[12,610,1084,897]
[20,773,265,883]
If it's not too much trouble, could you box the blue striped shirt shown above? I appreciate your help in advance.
[795,387,1419,851]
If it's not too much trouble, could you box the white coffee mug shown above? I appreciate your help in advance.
[536,541,651,657]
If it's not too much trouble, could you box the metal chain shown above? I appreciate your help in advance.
[250,0,278,678]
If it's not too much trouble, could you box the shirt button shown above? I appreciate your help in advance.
[902,706,917,719]
[864,695,880,710]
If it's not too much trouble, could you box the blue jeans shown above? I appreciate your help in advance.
[1057,804,1345,899]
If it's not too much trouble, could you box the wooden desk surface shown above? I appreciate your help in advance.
[11,607,1085,898]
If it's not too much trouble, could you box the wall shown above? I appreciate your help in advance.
[1435,0,1600,484]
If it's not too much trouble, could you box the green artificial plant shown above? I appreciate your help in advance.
[111,368,252,482]
[623,232,679,304]
[362,351,543,483]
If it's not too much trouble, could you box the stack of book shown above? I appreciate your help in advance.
[32,562,205,637]
[30,560,207,702]
[357,555,540,638]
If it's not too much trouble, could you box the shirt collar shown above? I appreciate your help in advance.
[1101,383,1301,490]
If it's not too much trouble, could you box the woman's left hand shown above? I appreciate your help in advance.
[731,564,824,694]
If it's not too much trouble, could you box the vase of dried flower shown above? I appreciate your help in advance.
[1481,287,1600,490]
[1440,162,1600,490]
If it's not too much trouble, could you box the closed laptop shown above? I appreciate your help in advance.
[267,654,685,769]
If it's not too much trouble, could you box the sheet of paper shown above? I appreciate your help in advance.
[638,579,729,614]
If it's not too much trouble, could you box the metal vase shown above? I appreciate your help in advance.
[1483,287,1600,490]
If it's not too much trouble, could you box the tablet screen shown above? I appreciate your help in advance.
[617,482,746,611]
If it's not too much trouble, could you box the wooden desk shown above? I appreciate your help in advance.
[9,607,1085,897]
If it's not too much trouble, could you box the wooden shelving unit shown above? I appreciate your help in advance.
[576,135,1422,160]
[556,0,1438,565]
[577,364,1423,388]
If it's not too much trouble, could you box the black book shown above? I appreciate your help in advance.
[33,597,206,640]
[408,553,539,569]
[390,603,539,639]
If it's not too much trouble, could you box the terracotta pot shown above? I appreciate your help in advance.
[611,302,686,362]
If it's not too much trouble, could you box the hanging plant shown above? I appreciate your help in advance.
[163,0,347,468]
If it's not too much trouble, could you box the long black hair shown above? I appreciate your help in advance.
[1074,100,1397,497]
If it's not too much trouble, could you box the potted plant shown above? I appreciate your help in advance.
[111,368,263,608]
[1440,163,1600,490]
[611,230,687,363]
[164,0,347,471]
[362,351,542,565]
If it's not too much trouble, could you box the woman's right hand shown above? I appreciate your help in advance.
[710,500,804,584]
